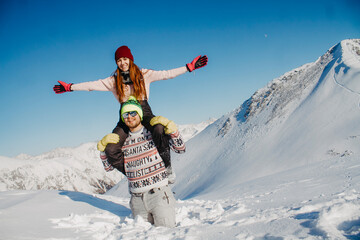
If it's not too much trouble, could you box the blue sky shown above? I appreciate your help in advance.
[1,0,359,157]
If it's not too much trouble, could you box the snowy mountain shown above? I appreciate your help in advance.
[0,143,122,194]
[178,118,217,142]
[170,38,360,200]
[0,121,214,194]
[1,39,360,239]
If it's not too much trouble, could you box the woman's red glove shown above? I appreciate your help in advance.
[186,55,208,72]
[53,81,73,94]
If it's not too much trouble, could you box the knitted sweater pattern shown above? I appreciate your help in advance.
[123,127,168,193]
[100,127,186,193]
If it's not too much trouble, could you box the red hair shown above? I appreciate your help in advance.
[114,60,147,102]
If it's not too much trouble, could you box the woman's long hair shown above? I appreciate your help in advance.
[114,60,147,101]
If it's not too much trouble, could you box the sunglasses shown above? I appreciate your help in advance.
[122,111,138,119]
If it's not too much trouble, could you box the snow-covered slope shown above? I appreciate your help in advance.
[0,121,214,194]
[1,154,359,239]
[171,39,360,200]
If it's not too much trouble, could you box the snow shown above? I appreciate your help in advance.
[1,39,360,239]
[178,118,217,142]
[0,143,123,194]
[1,156,359,239]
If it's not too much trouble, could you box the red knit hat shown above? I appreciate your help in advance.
[115,46,134,62]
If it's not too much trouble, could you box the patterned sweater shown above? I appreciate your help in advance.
[100,127,185,193]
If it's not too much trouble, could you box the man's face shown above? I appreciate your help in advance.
[123,111,141,129]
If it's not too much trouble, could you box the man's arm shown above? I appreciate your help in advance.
[97,133,120,172]
[100,152,114,172]
[169,130,186,154]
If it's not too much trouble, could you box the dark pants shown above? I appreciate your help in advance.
[105,100,171,174]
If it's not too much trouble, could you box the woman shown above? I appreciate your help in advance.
[53,45,208,176]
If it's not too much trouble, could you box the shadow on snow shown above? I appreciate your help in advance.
[59,190,131,218]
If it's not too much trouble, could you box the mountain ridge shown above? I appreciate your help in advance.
[169,39,360,199]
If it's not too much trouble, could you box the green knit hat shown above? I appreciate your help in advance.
[121,96,143,122]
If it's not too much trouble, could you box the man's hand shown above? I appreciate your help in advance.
[150,116,177,135]
[97,133,120,152]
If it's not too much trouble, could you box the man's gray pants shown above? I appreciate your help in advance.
[130,185,176,228]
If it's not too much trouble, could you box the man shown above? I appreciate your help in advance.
[97,96,185,228]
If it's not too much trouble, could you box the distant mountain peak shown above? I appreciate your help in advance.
[233,39,360,127]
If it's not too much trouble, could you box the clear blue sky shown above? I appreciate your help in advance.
[1,0,359,157]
